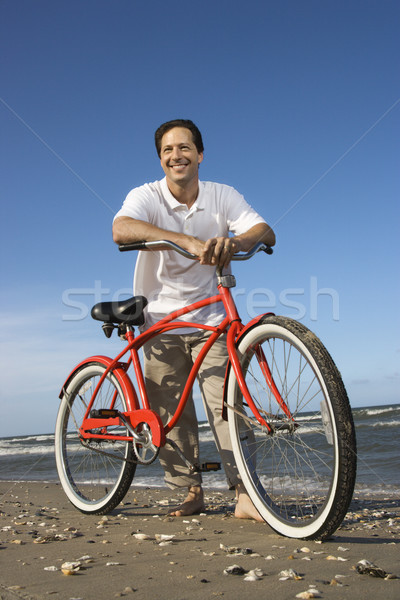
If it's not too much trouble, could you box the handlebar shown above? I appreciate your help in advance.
[118,240,273,259]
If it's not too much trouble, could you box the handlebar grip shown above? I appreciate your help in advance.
[263,246,273,255]
[119,242,148,252]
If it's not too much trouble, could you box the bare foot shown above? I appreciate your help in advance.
[234,484,264,522]
[168,485,205,517]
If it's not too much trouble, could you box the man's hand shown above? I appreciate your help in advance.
[198,237,242,268]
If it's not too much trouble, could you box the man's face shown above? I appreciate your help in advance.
[159,127,203,187]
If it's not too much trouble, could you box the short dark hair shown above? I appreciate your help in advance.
[154,119,204,157]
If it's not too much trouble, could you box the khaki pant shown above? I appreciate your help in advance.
[143,331,240,489]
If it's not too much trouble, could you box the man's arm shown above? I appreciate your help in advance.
[113,216,275,267]
[113,216,205,255]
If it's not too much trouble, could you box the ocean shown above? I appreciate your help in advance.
[1,404,399,498]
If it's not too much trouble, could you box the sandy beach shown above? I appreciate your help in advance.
[0,482,399,600]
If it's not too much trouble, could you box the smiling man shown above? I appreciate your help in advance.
[113,119,275,519]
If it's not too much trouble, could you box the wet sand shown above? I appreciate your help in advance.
[0,482,399,600]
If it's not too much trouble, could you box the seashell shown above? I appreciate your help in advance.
[355,560,387,578]
[61,561,81,576]
[97,516,109,525]
[246,569,265,581]
[220,544,253,555]
[265,555,276,560]
[44,566,58,572]
[132,533,152,540]
[358,559,374,567]
[244,574,262,581]
[106,562,120,566]
[155,534,175,541]
[61,561,81,570]
[300,546,311,553]
[158,540,173,546]
[223,564,247,576]
[279,568,301,580]
[296,591,321,599]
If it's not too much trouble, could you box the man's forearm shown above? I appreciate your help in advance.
[233,222,276,251]
[113,216,201,254]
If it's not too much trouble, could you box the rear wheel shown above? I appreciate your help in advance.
[55,362,136,514]
[226,316,356,540]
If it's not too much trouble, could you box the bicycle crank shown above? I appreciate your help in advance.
[132,422,159,465]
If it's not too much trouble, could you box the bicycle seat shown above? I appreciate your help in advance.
[91,296,148,325]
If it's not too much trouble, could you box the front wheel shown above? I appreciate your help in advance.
[55,361,136,514]
[226,316,357,540]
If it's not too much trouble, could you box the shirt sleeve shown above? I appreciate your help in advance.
[113,183,157,223]
[223,186,266,235]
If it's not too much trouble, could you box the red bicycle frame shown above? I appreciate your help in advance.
[64,242,292,445]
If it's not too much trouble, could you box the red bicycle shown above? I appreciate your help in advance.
[55,241,356,540]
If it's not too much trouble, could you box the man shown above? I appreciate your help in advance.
[113,119,275,519]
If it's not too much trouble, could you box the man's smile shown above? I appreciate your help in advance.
[170,162,189,170]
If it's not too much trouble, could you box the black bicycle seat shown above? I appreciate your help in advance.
[91,296,148,325]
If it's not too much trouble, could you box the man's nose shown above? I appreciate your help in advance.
[171,147,182,160]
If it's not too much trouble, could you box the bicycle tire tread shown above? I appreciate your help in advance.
[265,316,357,540]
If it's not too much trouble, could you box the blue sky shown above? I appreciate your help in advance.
[1,0,399,437]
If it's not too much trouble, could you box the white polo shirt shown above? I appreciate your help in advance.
[114,177,266,330]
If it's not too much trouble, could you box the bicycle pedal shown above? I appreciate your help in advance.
[198,462,221,472]
[90,409,120,419]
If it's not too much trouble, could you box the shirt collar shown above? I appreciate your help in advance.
[160,177,205,212]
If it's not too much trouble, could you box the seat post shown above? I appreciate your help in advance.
[125,325,135,342]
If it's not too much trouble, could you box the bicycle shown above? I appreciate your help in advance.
[55,241,357,540]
